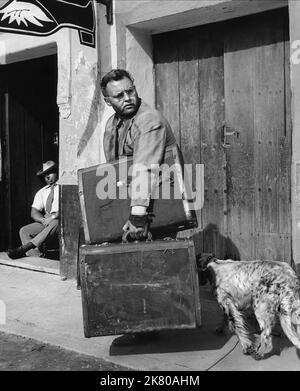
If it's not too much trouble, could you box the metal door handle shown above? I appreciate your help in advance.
[222,123,240,148]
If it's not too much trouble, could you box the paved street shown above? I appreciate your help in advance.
[0,262,300,371]
[0,332,130,371]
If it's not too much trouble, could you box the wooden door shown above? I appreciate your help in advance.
[0,55,59,250]
[153,8,291,262]
[224,12,291,261]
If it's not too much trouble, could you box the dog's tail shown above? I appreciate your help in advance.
[279,299,300,350]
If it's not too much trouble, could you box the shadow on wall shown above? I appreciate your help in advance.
[194,223,240,261]
[77,4,110,159]
[76,64,104,158]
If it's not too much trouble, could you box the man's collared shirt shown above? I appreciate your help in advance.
[32,183,59,214]
[104,100,177,164]
[103,100,177,207]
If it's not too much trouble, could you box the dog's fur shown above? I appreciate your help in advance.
[197,254,300,360]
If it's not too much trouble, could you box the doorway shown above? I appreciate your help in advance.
[0,54,59,251]
[153,8,291,262]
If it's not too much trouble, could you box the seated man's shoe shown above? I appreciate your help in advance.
[7,247,27,259]
[112,331,160,347]
[7,242,35,260]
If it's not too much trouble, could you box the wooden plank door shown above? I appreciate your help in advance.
[223,17,256,260]
[224,10,291,261]
[197,25,228,258]
[153,7,291,262]
[154,26,227,258]
[0,55,59,249]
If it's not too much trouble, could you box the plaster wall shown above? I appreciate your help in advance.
[117,0,287,31]
[59,4,111,185]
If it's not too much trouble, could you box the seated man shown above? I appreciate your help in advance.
[8,160,59,260]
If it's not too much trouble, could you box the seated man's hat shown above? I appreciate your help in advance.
[37,161,57,176]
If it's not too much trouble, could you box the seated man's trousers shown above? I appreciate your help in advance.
[19,220,59,256]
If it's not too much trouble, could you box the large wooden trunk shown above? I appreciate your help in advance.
[80,239,201,337]
[78,145,198,244]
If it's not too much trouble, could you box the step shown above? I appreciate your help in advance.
[0,252,59,275]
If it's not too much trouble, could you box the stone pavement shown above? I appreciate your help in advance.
[0,260,299,371]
